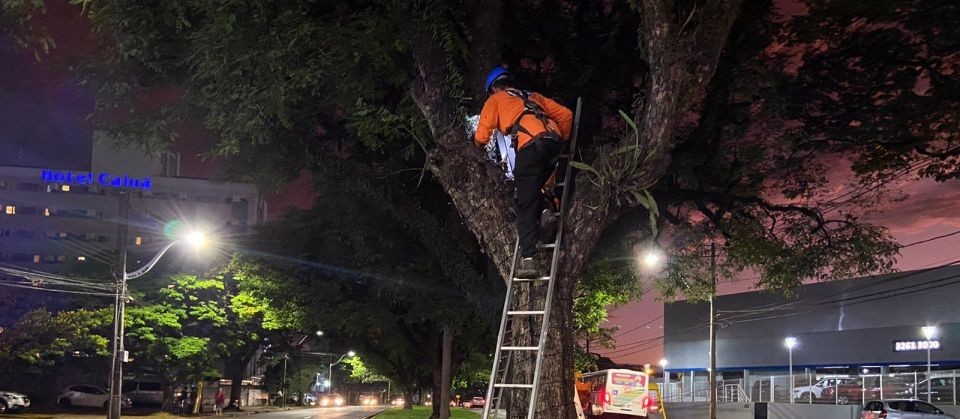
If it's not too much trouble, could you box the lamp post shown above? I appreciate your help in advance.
[922,326,938,403]
[785,337,798,404]
[328,351,356,395]
[642,242,719,419]
[107,230,208,419]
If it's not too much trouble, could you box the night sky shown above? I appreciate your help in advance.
[3,2,959,366]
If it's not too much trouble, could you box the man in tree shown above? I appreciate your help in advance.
[474,66,573,278]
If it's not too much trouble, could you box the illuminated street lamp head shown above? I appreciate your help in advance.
[641,249,663,269]
[347,351,356,357]
[659,358,668,368]
[784,337,798,349]
[185,230,207,248]
[316,330,324,337]
[922,326,938,340]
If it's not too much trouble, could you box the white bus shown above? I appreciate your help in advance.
[580,369,658,418]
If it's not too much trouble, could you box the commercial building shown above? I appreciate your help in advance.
[0,141,266,272]
[662,266,960,403]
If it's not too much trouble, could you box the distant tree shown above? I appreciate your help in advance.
[0,308,111,372]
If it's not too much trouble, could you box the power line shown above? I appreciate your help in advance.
[613,314,664,338]
[0,280,116,296]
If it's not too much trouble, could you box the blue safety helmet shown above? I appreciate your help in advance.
[484,66,510,92]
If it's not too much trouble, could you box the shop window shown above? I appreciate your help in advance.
[4,205,15,215]
[77,256,87,262]
[56,255,66,263]
[0,180,7,189]
[43,208,51,216]
[61,185,70,192]
[135,236,142,246]
[32,255,40,264]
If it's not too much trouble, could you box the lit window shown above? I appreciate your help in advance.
[4,206,14,215]
[44,208,50,216]
[59,232,67,238]
[61,185,70,192]
[135,236,142,246]
[77,256,86,262]
[32,255,40,264]
[56,255,66,262]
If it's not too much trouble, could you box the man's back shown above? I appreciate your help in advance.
[474,90,573,149]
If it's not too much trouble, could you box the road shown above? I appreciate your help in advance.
[252,405,388,419]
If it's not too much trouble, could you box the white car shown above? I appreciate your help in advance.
[793,377,856,400]
[862,400,957,419]
[58,385,132,408]
[0,391,30,413]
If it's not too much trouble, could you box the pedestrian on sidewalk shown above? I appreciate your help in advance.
[214,388,225,416]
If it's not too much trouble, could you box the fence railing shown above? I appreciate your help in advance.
[662,369,960,406]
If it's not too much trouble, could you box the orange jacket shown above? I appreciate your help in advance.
[474,90,573,150]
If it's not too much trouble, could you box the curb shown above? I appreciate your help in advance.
[363,407,390,418]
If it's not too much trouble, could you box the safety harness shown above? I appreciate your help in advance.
[505,88,563,147]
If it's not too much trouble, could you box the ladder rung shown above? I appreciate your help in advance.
[507,310,545,315]
[494,383,535,389]
[537,242,557,249]
[502,346,540,351]
[514,276,550,282]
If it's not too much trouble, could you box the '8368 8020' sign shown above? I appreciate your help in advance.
[893,340,941,352]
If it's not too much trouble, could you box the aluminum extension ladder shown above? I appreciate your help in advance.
[482,97,582,419]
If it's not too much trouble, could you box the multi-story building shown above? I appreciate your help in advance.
[0,141,266,273]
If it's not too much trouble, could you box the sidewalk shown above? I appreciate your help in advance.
[0,405,308,419]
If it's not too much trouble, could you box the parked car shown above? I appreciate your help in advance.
[469,397,486,408]
[905,377,958,403]
[303,393,317,406]
[862,399,957,419]
[320,393,344,407]
[0,390,30,413]
[58,385,132,408]
[123,380,163,406]
[793,377,857,401]
[822,376,912,404]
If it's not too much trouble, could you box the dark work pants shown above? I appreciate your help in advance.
[514,138,565,258]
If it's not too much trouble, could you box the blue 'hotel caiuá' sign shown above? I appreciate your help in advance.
[41,169,152,191]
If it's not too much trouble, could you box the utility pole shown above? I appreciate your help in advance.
[708,242,717,419]
[107,192,129,419]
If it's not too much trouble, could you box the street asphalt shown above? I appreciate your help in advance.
[249,405,388,419]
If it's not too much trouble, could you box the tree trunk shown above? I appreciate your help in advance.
[431,378,442,418]
[440,326,453,419]
[404,389,415,410]
[226,361,246,410]
[404,1,746,418]
[161,380,176,412]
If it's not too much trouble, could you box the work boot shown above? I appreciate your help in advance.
[516,257,539,279]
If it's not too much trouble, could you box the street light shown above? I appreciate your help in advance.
[107,228,211,419]
[328,351,356,396]
[785,337,798,404]
[641,249,663,269]
[316,330,324,337]
[922,326,938,403]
